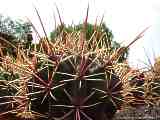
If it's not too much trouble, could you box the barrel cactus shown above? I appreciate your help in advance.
[0,26,125,120]
[27,25,124,119]
[126,57,160,107]
[0,10,147,119]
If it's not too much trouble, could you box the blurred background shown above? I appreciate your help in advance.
[0,0,160,68]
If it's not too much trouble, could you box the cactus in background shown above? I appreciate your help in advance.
[124,56,160,108]
[145,57,160,105]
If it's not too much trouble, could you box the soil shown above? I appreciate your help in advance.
[113,106,160,120]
